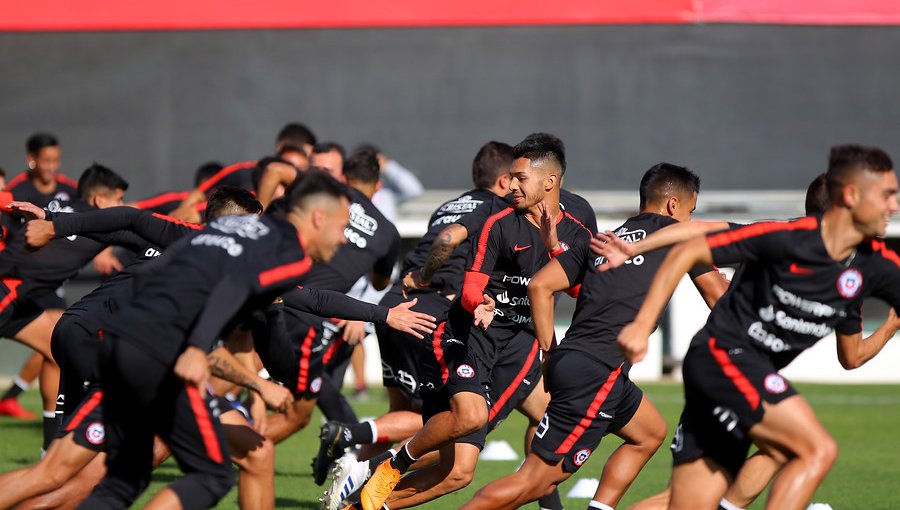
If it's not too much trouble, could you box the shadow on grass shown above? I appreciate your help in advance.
[0,420,41,430]
[276,497,317,508]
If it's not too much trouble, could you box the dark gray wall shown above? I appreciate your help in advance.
[2,25,899,197]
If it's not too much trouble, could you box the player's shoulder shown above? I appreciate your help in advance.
[708,216,818,248]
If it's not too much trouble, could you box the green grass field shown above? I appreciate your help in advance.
[2,383,899,509]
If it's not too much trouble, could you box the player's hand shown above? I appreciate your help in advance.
[247,393,268,435]
[25,219,56,249]
[93,247,124,275]
[257,378,293,412]
[885,308,900,333]
[538,201,560,253]
[340,320,368,345]
[174,346,211,388]
[617,321,651,363]
[590,230,634,272]
[473,294,496,330]
[386,298,437,340]
[9,201,46,220]
[401,270,429,298]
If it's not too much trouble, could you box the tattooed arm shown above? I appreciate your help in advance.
[403,223,469,294]
[207,346,293,411]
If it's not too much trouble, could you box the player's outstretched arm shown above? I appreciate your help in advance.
[403,223,469,295]
[528,259,570,352]
[691,270,731,309]
[209,344,293,412]
[384,298,437,340]
[618,236,713,363]
[593,220,730,272]
[256,162,299,209]
[836,308,900,370]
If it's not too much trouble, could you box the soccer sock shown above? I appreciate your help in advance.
[345,420,377,446]
[1,376,29,400]
[718,498,745,510]
[370,448,396,469]
[392,444,417,474]
[42,410,57,450]
[538,487,563,509]
[588,502,614,510]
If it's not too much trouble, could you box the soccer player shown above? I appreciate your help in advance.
[355,133,593,510]
[5,132,78,206]
[310,142,347,181]
[459,163,727,510]
[614,144,900,510]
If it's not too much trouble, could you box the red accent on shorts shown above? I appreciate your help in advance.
[64,391,103,432]
[489,338,540,421]
[707,216,817,249]
[470,207,514,273]
[296,326,317,393]
[258,258,312,287]
[322,333,344,366]
[461,271,490,314]
[555,365,622,454]
[431,323,449,384]
[133,191,189,210]
[708,337,760,410]
[0,278,23,313]
[150,212,202,230]
[185,385,223,463]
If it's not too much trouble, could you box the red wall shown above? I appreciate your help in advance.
[5,0,900,31]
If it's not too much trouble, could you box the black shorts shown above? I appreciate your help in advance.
[58,386,106,452]
[459,331,543,450]
[419,314,490,423]
[671,333,798,478]
[253,305,328,400]
[376,285,452,402]
[531,350,642,473]
[0,277,44,339]
[52,314,102,418]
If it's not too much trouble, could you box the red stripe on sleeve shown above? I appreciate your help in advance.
[296,326,318,393]
[64,391,104,432]
[3,173,28,191]
[707,337,760,410]
[489,339,540,421]
[707,217,817,249]
[55,174,80,189]
[134,192,190,210]
[185,385,224,464]
[555,364,622,454]
[150,212,202,230]
[461,271,490,314]
[470,207,514,273]
[258,258,312,287]
[872,239,900,269]
[197,161,256,193]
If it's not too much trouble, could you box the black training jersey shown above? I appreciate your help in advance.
[6,172,79,208]
[102,214,312,366]
[297,187,400,293]
[559,188,598,234]
[401,188,497,294]
[198,161,257,194]
[462,206,593,341]
[556,213,714,369]
[703,216,900,369]
[133,191,191,215]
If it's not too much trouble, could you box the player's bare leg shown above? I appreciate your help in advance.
[748,396,837,510]
[592,395,667,508]
[0,432,96,508]
[723,451,783,508]
[266,397,318,443]
[460,452,567,510]
[668,458,732,510]
[14,310,62,418]
[387,443,479,508]
[221,414,276,510]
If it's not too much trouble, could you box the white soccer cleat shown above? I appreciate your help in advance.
[322,453,370,510]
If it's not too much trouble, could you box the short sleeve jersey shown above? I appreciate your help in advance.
[297,187,400,293]
[401,188,496,294]
[467,206,593,341]
[102,214,312,366]
[704,216,900,369]
[555,213,714,370]
[6,172,79,208]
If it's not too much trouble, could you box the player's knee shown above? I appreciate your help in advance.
[243,438,275,475]
[443,465,475,492]
[811,435,838,471]
[646,416,668,450]
[455,405,487,436]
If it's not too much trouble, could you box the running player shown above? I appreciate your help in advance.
[459,163,727,510]
[615,144,900,510]
[355,133,593,510]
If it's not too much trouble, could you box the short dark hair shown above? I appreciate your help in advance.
[354,143,382,156]
[343,149,380,184]
[284,170,352,212]
[26,133,59,155]
[205,185,263,222]
[312,142,346,160]
[193,161,224,187]
[77,163,129,201]
[638,163,701,209]
[512,133,566,176]
[805,173,829,216]
[825,144,894,203]
[472,141,514,189]
[278,144,306,158]
[0,167,6,179]
[276,123,317,148]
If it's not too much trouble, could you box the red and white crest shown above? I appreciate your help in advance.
[837,269,863,299]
